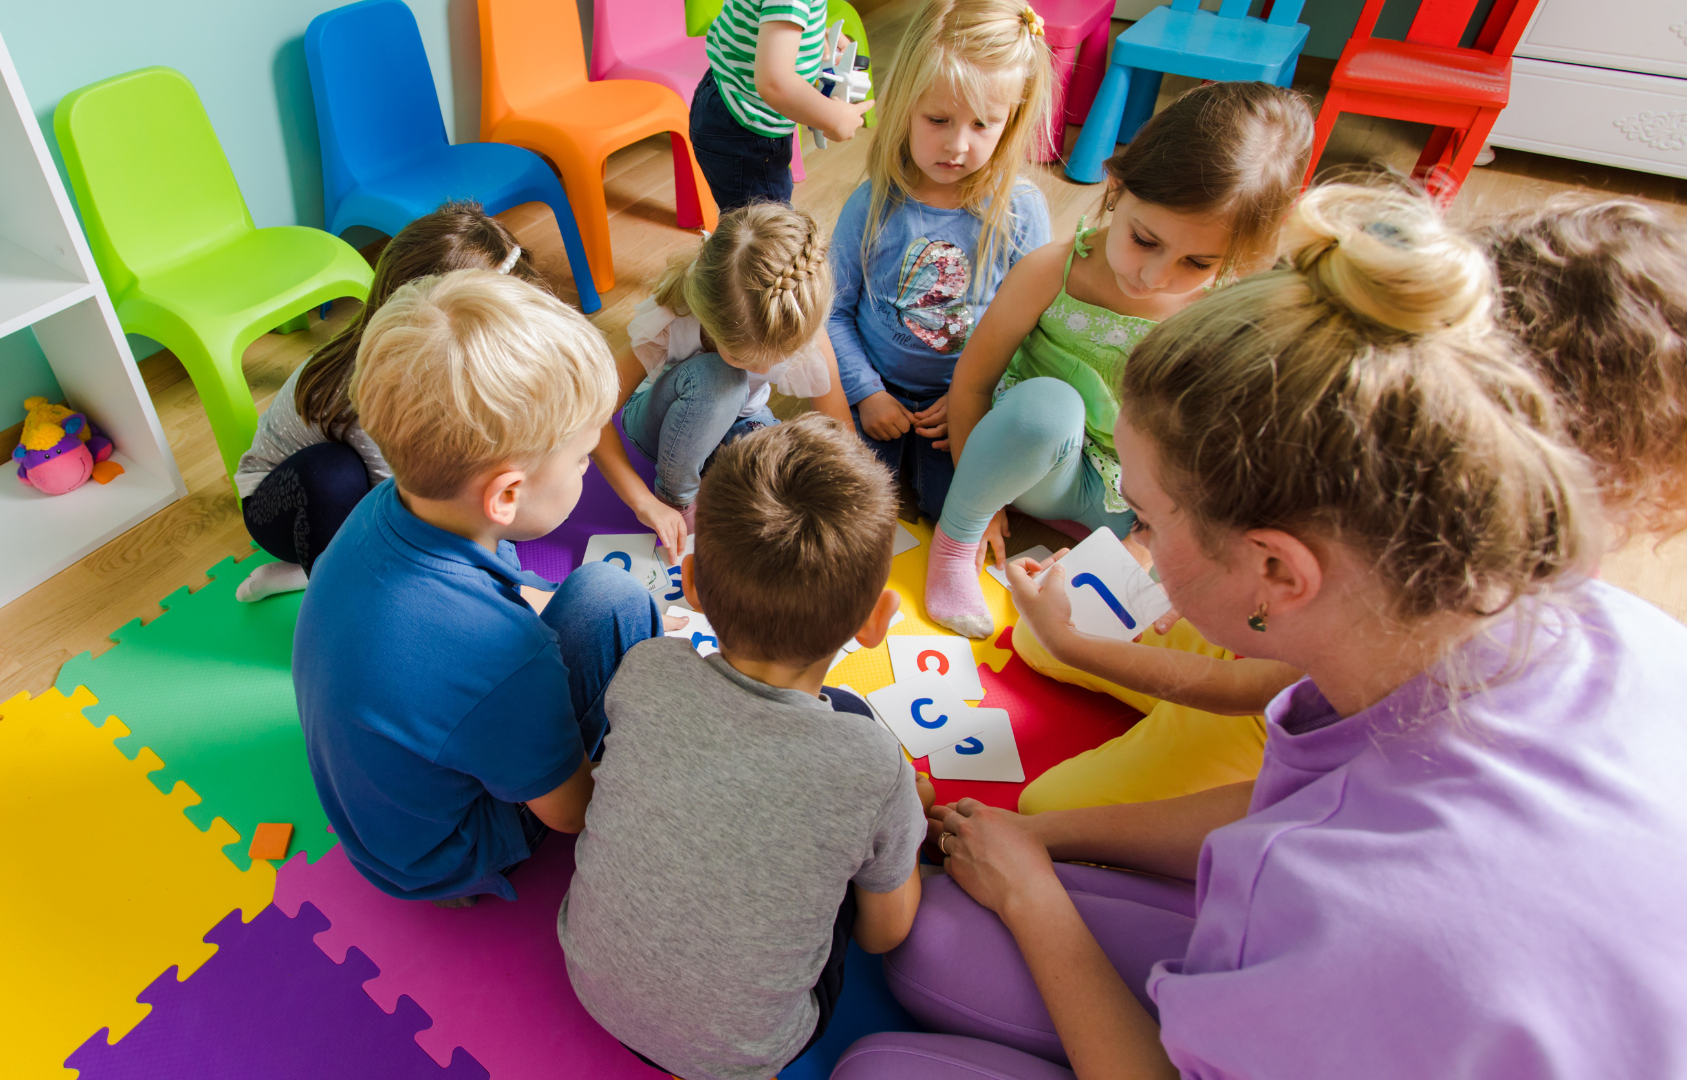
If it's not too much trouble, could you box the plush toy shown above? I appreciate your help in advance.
[13,396,116,495]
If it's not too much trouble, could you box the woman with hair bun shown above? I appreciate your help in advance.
[831,184,1687,1080]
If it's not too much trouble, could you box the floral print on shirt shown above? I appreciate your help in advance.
[893,237,974,354]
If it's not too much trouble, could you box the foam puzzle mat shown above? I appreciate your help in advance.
[9,471,1139,1078]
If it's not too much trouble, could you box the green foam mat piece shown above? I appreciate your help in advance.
[56,550,335,871]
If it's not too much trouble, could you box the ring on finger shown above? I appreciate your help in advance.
[939,832,952,856]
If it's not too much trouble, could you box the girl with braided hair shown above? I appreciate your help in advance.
[593,203,852,552]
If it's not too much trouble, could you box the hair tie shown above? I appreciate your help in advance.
[496,245,522,274]
[1363,221,1408,248]
[1021,6,1045,37]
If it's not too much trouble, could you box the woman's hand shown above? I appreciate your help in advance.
[912,395,950,449]
[636,496,687,564]
[1005,552,1075,646]
[932,798,1060,916]
[859,391,915,441]
[978,509,1012,575]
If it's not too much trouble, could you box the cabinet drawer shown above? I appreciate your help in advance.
[1489,58,1687,179]
[1517,0,1687,80]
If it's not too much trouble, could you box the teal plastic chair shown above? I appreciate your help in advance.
[54,67,374,483]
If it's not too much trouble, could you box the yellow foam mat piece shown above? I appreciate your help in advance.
[0,688,276,1077]
[828,518,1019,697]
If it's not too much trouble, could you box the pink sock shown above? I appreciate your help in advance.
[925,524,995,640]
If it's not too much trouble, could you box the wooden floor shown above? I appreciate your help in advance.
[4,0,1685,699]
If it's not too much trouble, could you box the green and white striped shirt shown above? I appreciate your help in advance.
[705,0,829,138]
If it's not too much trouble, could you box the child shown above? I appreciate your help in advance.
[234,203,545,602]
[927,80,1314,638]
[830,0,1053,523]
[595,202,851,550]
[694,0,875,211]
[559,415,933,1080]
[293,270,664,907]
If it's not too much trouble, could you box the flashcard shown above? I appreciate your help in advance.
[867,672,989,760]
[842,608,904,652]
[1031,527,1171,643]
[893,522,919,557]
[887,636,985,700]
[985,545,1055,591]
[664,605,719,657]
[584,532,657,576]
[650,559,691,610]
[927,707,1023,783]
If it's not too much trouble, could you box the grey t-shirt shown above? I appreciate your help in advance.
[232,364,389,498]
[557,638,925,1080]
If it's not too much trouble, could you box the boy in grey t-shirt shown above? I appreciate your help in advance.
[558,415,933,1080]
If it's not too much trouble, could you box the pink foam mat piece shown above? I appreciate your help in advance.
[275,834,662,1080]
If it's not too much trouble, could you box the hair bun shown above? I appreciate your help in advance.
[1282,182,1493,336]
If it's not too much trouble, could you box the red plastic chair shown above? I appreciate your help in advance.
[1028,0,1117,163]
[1304,0,1539,203]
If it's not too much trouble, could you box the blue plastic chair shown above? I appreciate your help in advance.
[1066,0,1310,184]
[304,0,601,312]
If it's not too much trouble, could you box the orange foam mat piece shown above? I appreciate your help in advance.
[0,688,275,1077]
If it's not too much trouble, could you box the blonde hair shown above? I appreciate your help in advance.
[1121,183,1600,622]
[1104,81,1314,281]
[1479,198,1687,541]
[696,414,897,665]
[652,203,833,371]
[862,0,1053,297]
[350,269,618,499]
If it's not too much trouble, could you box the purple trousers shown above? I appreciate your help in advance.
[840,863,1195,1079]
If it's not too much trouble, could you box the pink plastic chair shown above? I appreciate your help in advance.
[1029,0,1117,162]
[589,0,709,104]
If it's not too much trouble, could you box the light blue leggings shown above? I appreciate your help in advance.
[620,353,777,507]
[938,377,1136,544]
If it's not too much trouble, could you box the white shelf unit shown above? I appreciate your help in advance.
[0,28,187,608]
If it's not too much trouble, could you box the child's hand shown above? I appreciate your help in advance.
[638,497,688,564]
[978,509,1012,575]
[820,99,874,143]
[913,395,950,449]
[1006,555,1073,641]
[915,771,936,812]
[859,390,915,441]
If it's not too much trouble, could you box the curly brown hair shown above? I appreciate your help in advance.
[1479,198,1687,540]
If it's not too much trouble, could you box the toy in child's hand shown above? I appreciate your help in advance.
[810,20,870,150]
[13,396,119,495]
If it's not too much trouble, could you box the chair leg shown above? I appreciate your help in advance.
[1066,15,1112,126]
[1039,41,1079,163]
[792,132,807,183]
[1304,89,1343,188]
[273,312,311,334]
[170,331,261,482]
[542,193,603,315]
[558,155,617,293]
[1116,67,1163,145]
[1066,61,1133,184]
[1437,108,1502,207]
[1413,126,1457,182]
[669,131,719,233]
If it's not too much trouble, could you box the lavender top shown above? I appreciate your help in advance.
[1149,580,1687,1079]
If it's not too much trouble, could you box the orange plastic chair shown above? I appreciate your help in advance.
[478,0,717,293]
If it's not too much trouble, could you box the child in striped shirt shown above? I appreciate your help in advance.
[693,0,875,211]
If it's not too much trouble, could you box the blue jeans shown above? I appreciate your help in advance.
[937,377,1136,544]
[538,560,663,765]
[690,70,794,212]
[853,386,955,523]
[621,352,778,507]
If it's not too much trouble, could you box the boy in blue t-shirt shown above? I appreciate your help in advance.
[293,269,663,906]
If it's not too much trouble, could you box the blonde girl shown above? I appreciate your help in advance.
[594,203,852,554]
[828,0,1053,522]
[864,182,1687,1080]
[925,80,1314,638]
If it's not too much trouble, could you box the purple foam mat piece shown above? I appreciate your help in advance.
[66,904,488,1080]
[515,418,657,582]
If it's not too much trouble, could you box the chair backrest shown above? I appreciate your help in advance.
[684,0,724,38]
[1350,0,1537,56]
[479,0,589,133]
[306,0,449,212]
[593,0,690,78]
[52,66,253,296]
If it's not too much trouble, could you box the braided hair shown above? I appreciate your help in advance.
[652,203,834,372]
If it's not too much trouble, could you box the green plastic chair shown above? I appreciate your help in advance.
[684,0,875,126]
[54,67,374,484]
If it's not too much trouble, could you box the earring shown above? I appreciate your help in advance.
[1247,603,1268,633]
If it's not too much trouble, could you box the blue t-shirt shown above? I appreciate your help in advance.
[827,180,1050,405]
[293,479,588,901]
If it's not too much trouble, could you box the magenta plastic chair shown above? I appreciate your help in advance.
[1029,0,1118,162]
[590,0,709,104]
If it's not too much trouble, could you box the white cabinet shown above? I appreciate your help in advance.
[1489,0,1687,178]
[0,28,187,607]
